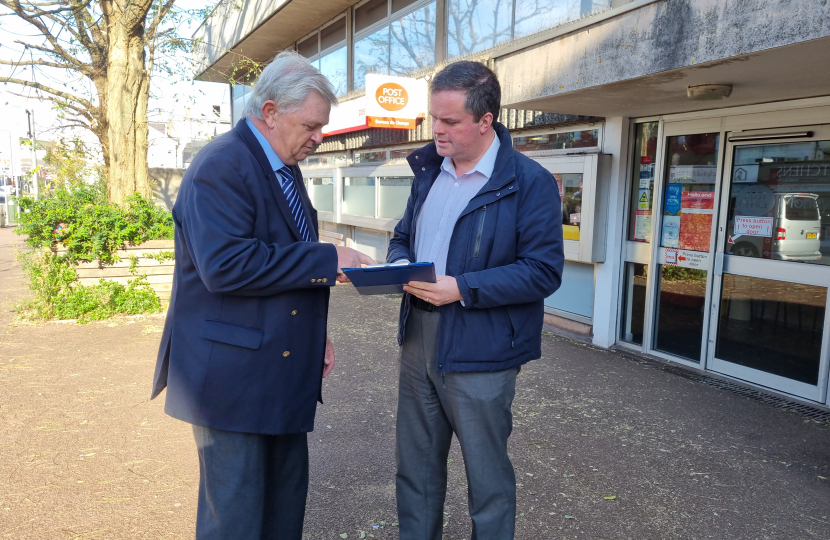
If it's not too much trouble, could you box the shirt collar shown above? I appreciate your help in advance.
[440,131,501,180]
[246,118,285,172]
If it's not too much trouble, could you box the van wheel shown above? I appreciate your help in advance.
[733,242,759,257]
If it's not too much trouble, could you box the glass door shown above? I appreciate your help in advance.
[708,126,830,401]
[650,131,722,363]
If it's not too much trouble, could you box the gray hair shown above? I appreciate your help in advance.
[430,61,501,122]
[242,50,338,119]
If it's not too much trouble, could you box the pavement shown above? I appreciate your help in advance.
[0,224,829,540]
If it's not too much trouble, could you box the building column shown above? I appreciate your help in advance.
[434,0,446,65]
[592,116,630,348]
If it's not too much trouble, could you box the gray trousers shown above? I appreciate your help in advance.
[192,425,309,540]
[396,307,519,540]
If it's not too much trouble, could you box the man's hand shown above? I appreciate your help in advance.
[403,275,463,307]
[335,246,376,283]
[323,337,336,378]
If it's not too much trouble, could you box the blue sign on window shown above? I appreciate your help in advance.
[664,184,682,215]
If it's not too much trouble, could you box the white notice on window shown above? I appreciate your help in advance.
[732,216,773,244]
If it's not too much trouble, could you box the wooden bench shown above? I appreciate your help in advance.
[319,230,345,246]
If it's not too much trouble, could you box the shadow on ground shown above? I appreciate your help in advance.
[0,226,828,539]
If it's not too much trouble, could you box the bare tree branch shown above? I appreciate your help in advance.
[0,76,96,110]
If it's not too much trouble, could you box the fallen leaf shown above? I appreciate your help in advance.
[340,534,348,539]
[565,515,575,519]
[604,496,617,500]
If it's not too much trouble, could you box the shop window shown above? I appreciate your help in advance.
[379,177,413,219]
[390,3,436,76]
[627,122,658,243]
[343,177,376,216]
[715,274,825,385]
[231,84,251,126]
[392,0,421,12]
[307,177,335,213]
[315,47,348,96]
[355,26,391,83]
[390,148,416,160]
[355,150,388,164]
[514,1,613,39]
[514,129,599,153]
[298,34,319,58]
[448,1,631,58]
[354,0,436,90]
[302,154,346,167]
[321,19,346,50]
[553,173,583,241]
[447,0,512,57]
[356,0,389,32]
[723,140,830,265]
[299,18,348,96]
[660,134,719,252]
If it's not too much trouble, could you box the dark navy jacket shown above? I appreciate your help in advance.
[151,119,338,435]
[388,123,564,373]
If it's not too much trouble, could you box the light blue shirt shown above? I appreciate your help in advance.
[413,132,501,275]
[246,118,285,173]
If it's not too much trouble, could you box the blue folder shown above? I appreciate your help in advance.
[341,262,436,295]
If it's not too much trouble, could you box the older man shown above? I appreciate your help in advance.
[388,61,564,540]
[151,51,374,540]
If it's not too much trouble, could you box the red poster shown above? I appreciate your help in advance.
[678,191,714,252]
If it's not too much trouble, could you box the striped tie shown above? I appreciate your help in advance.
[276,166,312,241]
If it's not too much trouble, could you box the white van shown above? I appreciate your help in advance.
[729,193,822,261]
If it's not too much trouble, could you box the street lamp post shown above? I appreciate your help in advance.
[25,109,39,200]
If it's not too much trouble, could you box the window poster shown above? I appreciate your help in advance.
[553,174,564,200]
[633,188,652,242]
[661,184,682,248]
[678,191,715,252]
[639,156,654,188]
[634,210,652,242]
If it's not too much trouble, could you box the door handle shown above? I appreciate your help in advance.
[714,252,724,276]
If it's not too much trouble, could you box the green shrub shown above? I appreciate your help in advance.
[15,184,173,264]
[52,277,162,323]
[13,183,173,321]
[661,266,706,282]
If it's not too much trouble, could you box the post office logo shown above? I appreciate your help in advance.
[375,83,408,112]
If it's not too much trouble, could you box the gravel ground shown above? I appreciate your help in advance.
[1,225,829,540]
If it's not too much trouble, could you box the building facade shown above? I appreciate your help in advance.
[193,0,830,408]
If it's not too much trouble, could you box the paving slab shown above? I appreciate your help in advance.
[0,225,828,540]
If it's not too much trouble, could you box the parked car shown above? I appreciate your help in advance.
[728,192,822,261]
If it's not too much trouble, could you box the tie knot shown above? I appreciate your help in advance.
[277,165,292,183]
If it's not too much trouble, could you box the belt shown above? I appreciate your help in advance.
[409,294,440,312]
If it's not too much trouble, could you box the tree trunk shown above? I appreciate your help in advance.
[106,9,152,204]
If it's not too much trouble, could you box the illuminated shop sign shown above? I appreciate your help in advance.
[323,74,427,136]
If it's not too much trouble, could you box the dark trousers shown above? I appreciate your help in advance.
[396,307,519,540]
[192,425,309,540]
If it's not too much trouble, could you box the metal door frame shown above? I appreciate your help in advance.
[706,126,830,402]
[638,118,727,369]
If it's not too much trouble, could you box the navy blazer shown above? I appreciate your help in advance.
[151,119,338,435]
[388,123,564,373]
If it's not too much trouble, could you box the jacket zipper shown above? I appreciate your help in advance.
[473,205,487,258]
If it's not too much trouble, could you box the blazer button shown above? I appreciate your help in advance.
[509,185,513,189]
[310,279,315,283]
[496,192,501,196]
[291,310,297,316]
[322,278,328,283]
[283,351,291,357]
[422,167,425,171]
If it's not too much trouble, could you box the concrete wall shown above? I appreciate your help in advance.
[150,168,186,211]
[497,0,830,107]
